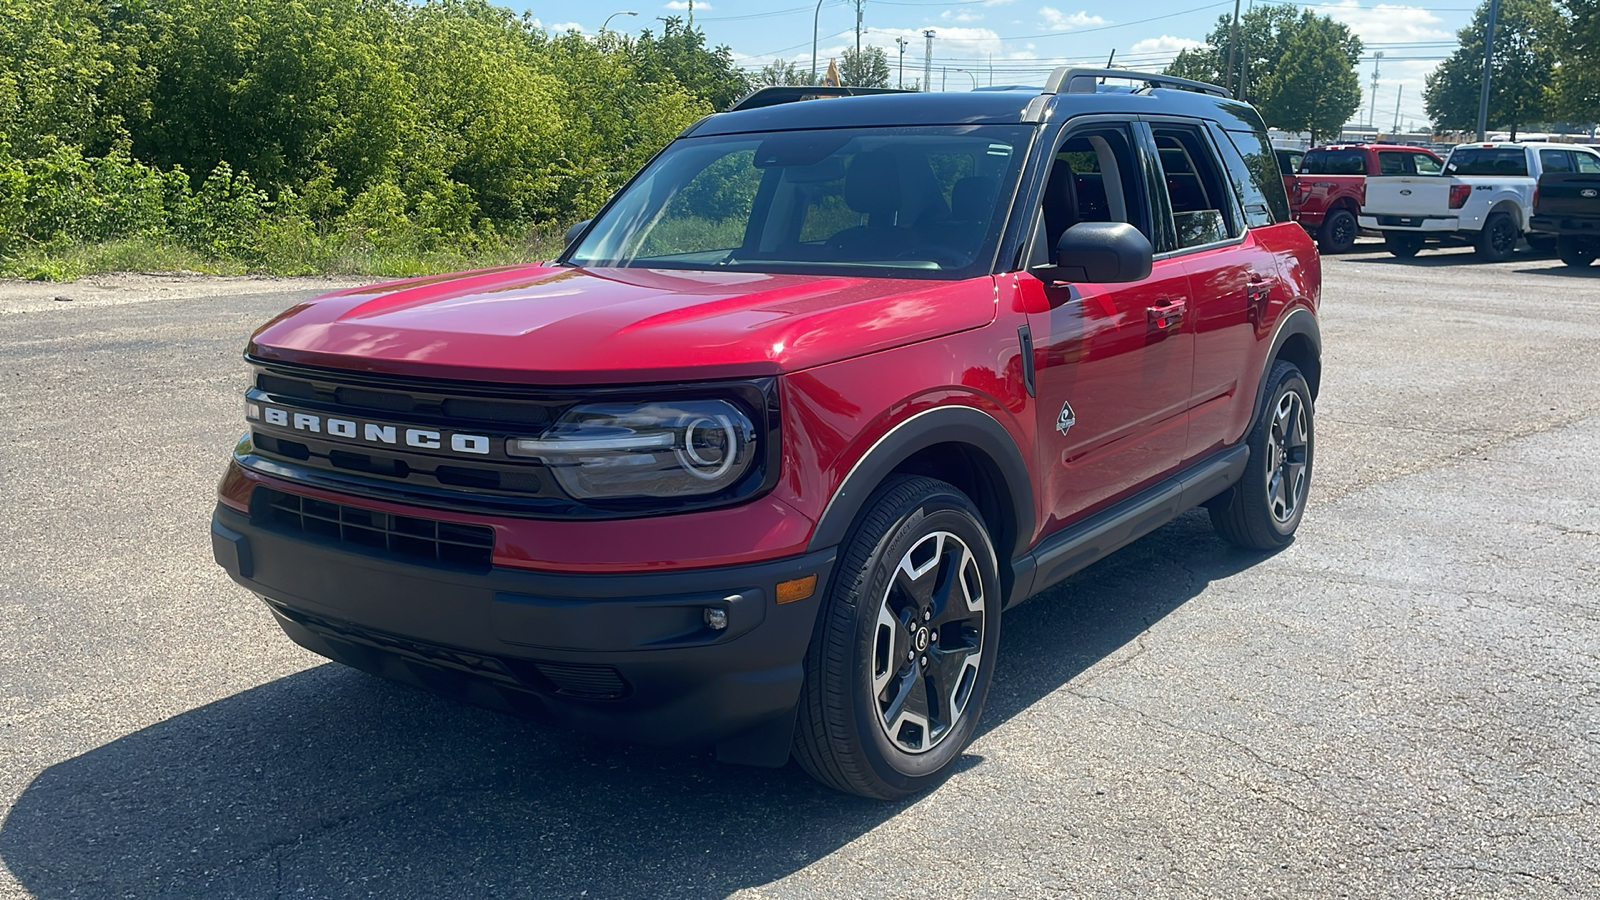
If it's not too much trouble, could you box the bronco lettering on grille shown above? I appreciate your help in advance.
[250,403,492,455]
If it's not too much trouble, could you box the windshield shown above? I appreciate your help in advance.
[566,125,1034,278]
[1445,148,1529,176]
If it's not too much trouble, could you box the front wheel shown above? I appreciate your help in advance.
[1385,231,1424,258]
[1318,208,1358,254]
[1209,361,1314,551]
[793,476,1002,799]
[1557,236,1598,268]
[1475,212,1518,262]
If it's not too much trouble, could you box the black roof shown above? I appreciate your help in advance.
[685,69,1269,137]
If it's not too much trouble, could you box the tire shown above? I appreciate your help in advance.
[1474,212,1518,262]
[1317,208,1358,254]
[1526,233,1557,254]
[1208,361,1314,551]
[1557,236,1598,268]
[793,475,1002,799]
[1385,232,1424,258]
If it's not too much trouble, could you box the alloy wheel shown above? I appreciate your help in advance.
[1266,391,1309,524]
[871,531,986,754]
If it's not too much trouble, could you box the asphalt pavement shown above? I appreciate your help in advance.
[1,248,1597,898]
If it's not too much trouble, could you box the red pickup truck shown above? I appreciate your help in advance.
[1290,144,1443,253]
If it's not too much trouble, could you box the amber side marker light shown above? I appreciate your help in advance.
[776,575,818,604]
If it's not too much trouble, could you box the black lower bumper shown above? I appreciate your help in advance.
[1531,214,1600,236]
[210,503,835,766]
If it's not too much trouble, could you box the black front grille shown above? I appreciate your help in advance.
[256,487,494,569]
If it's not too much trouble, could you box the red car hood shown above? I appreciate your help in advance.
[249,265,998,384]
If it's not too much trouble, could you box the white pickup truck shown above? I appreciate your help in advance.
[1360,142,1600,260]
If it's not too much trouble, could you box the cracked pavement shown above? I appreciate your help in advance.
[1,245,1598,898]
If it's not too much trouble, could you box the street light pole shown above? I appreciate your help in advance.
[601,10,637,32]
[954,68,976,90]
[1476,0,1501,141]
[895,36,907,89]
[812,0,827,84]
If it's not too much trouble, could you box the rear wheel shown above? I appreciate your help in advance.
[1385,231,1424,258]
[1475,212,1518,262]
[1318,208,1358,254]
[1557,236,1598,268]
[793,476,1002,799]
[1209,361,1313,551]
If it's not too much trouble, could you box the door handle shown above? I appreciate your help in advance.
[1147,299,1186,329]
[1247,279,1272,304]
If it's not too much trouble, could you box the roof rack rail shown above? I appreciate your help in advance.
[1041,67,1231,99]
[728,85,915,112]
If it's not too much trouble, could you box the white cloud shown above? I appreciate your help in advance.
[1127,35,1206,56]
[942,9,985,23]
[1037,7,1108,30]
[1316,1,1454,129]
[549,21,586,32]
[664,0,711,9]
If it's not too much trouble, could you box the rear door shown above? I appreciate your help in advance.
[1015,120,1194,531]
[1147,119,1282,457]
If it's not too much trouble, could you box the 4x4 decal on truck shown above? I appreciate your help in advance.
[1056,400,1076,436]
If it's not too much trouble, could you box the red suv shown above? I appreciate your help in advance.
[211,70,1322,799]
[1291,143,1443,253]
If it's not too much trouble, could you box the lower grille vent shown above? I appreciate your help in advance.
[257,488,493,569]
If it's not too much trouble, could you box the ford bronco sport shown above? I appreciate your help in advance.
[211,69,1322,799]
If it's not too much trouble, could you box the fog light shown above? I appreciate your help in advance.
[775,575,817,605]
[704,607,728,630]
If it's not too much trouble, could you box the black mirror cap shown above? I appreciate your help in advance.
[565,219,592,248]
[1053,221,1154,283]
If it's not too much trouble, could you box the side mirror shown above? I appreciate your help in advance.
[565,219,591,247]
[1043,222,1153,284]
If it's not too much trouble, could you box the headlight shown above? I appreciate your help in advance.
[505,399,758,500]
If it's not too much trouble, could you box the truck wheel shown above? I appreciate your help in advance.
[793,475,1002,799]
[1385,232,1424,258]
[1557,236,1597,268]
[1318,209,1358,254]
[1208,361,1313,551]
[1475,212,1518,262]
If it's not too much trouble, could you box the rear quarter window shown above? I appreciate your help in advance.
[1223,127,1292,226]
[1446,148,1529,176]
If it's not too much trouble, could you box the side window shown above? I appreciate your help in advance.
[1576,152,1600,174]
[1212,124,1280,228]
[1029,125,1149,267]
[1413,153,1443,175]
[1152,124,1240,249]
[1378,151,1410,175]
[1540,149,1574,173]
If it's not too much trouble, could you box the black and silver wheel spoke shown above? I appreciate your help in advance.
[873,530,986,755]
[1268,392,1309,524]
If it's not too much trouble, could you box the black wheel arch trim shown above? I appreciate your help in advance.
[807,405,1036,562]
[1255,306,1321,417]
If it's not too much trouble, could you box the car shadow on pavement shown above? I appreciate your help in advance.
[0,511,1267,899]
[1513,264,1599,278]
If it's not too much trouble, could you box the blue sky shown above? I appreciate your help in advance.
[517,0,1484,130]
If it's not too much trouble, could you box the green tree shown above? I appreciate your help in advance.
[1255,15,1363,141]
[628,17,749,111]
[756,57,812,87]
[1161,5,1305,101]
[840,46,891,88]
[1424,0,1562,137]
[1553,0,1598,122]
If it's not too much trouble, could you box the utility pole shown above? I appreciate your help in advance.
[1476,0,1501,141]
[895,36,908,89]
[922,29,934,93]
[1226,0,1242,97]
[941,66,947,92]
[1392,85,1403,133]
[1368,51,1383,130]
[854,0,863,57]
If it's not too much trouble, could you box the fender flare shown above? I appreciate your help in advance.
[807,405,1035,561]
[1253,307,1322,417]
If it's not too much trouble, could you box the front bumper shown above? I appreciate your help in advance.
[211,502,836,766]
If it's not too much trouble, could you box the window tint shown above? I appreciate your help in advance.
[1540,149,1574,173]
[1446,148,1528,176]
[1577,152,1600,174]
[1413,153,1443,175]
[1302,149,1367,175]
[1029,125,1148,267]
[1276,149,1304,175]
[1233,131,1293,224]
[1153,125,1240,249]
[1378,151,1410,175]
[1214,125,1281,228]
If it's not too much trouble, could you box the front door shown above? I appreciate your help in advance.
[1016,123,1194,536]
